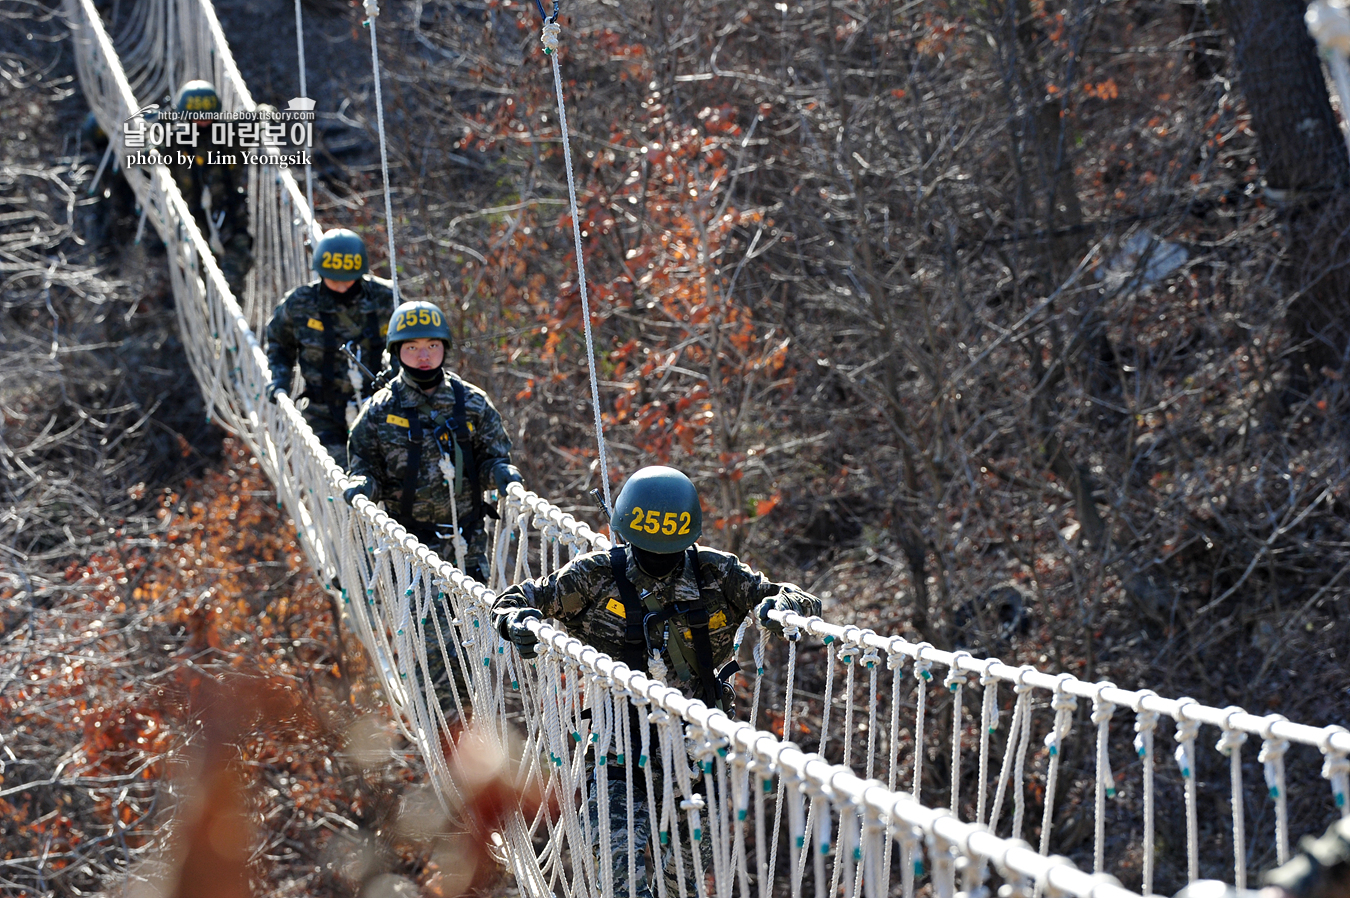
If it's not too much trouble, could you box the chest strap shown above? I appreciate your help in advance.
[395,376,489,530]
[610,546,725,709]
[319,309,343,425]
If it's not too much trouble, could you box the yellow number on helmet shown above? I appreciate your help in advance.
[628,506,645,531]
[419,309,432,325]
[321,251,332,267]
[644,509,661,534]
[431,310,442,326]
[677,512,691,534]
[661,512,677,535]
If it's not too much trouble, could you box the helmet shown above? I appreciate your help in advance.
[612,466,702,553]
[386,300,451,354]
[80,112,107,149]
[312,228,369,280]
[174,80,221,115]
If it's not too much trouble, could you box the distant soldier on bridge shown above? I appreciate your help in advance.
[164,80,252,294]
[264,228,396,464]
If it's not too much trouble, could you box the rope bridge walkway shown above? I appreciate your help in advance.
[63,0,1350,895]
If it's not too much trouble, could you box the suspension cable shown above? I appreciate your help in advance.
[362,0,400,302]
[294,0,314,214]
[538,3,613,512]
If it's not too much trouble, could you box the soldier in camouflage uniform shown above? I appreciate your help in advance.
[265,228,397,463]
[164,80,252,294]
[344,299,521,578]
[492,466,821,898]
[345,300,521,722]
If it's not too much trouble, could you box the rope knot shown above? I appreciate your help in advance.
[541,20,562,55]
[362,0,379,18]
[943,666,968,693]
[860,647,881,669]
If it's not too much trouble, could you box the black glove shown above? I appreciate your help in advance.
[265,380,288,403]
[493,462,524,493]
[343,477,376,506]
[498,607,543,659]
[756,597,786,635]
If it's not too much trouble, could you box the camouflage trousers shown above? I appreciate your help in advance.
[585,762,715,898]
[419,525,489,723]
[302,409,349,467]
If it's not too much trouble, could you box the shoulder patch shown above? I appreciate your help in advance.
[605,598,626,619]
[386,414,410,428]
[306,318,324,331]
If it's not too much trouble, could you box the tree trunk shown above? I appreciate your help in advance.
[1226,0,1350,385]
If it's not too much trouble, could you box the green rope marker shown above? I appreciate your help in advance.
[914,860,925,876]
[757,667,765,675]
[483,657,491,667]
[590,733,598,743]
[823,635,834,645]
[638,754,648,768]
[1049,745,1059,757]
[920,668,932,682]
[1137,743,1148,757]
[795,835,805,848]
[702,761,713,774]
[854,846,862,861]
[404,587,413,596]
[511,680,519,690]
[1107,785,1117,798]
[693,829,703,842]
[717,747,727,758]
[659,831,670,845]
[763,779,773,793]
[820,841,829,856]
[615,754,624,764]
[572,731,582,743]
[738,809,748,821]
[396,628,403,635]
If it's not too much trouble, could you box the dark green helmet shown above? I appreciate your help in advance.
[312,228,369,280]
[80,112,107,149]
[174,80,221,115]
[386,301,451,353]
[612,466,702,553]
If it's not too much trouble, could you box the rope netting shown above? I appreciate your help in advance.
[65,0,1350,895]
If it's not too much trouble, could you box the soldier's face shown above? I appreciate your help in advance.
[400,338,445,370]
[322,277,356,293]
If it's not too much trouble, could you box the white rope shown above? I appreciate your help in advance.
[943,657,969,815]
[1040,678,1077,858]
[1173,702,1201,883]
[1090,685,1116,874]
[1217,709,1249,889]
[1322,726,1350,819]
[293,0,313,214]
[1258,715,1290,865]
[362,0,400,301]
[539,17,612,511]
[1132,699,1159,897]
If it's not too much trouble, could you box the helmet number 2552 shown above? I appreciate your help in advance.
[627,506,692,536]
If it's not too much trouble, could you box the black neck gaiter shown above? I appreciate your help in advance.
[403,365,444,390]
[632,545,683,579]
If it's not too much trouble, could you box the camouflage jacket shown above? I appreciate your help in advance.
[164,126,249,245]
[264,276,397,425]
[347,370,513,529]
[491,545,821,702]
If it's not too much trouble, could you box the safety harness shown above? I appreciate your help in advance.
[316,281,382,426]
[609,545,737,711]
[393,374,487,536]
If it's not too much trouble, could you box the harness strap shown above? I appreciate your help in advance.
[399,400,421,522]
[319,309,343,425]
[609,546,726,709]
[610,546,650,674]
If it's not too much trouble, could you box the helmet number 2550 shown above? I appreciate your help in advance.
[627,506,692,536]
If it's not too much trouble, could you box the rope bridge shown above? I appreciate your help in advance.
[63,0,1350,895]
